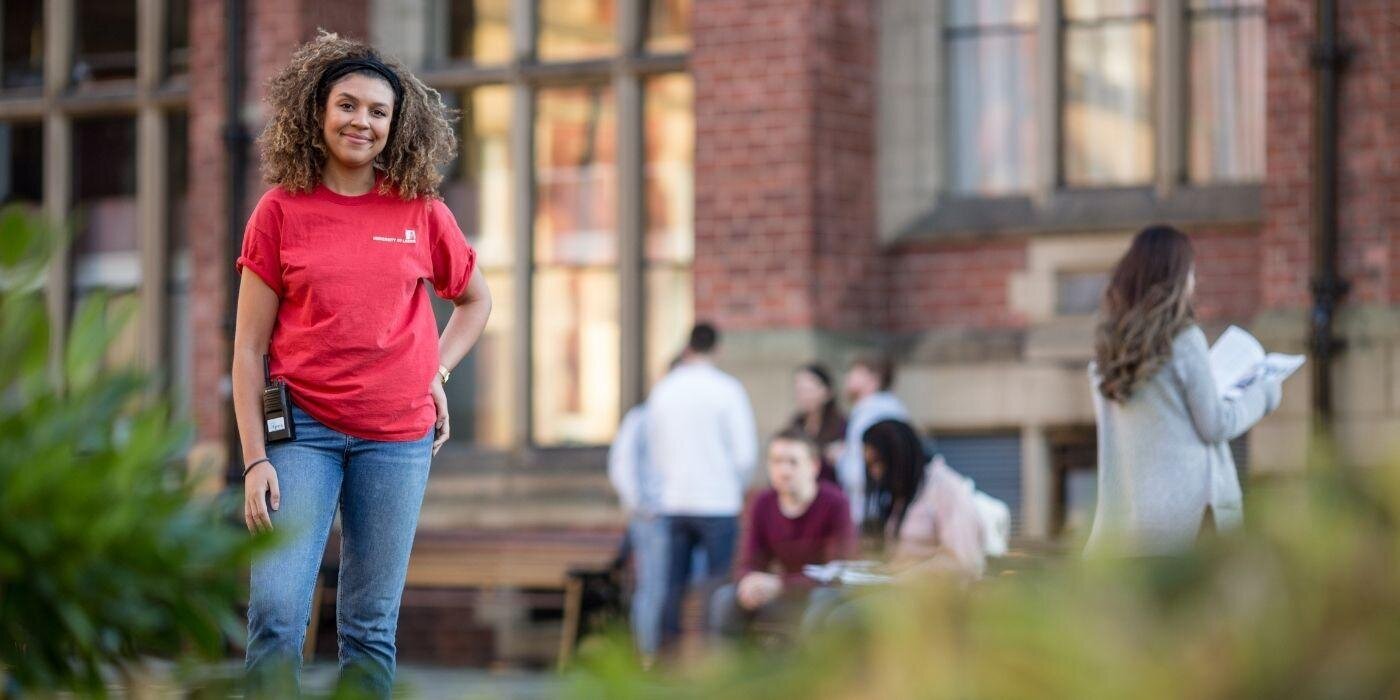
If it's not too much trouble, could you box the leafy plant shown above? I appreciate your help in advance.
[0,207,268,695]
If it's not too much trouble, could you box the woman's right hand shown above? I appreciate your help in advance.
[243,461,281,533]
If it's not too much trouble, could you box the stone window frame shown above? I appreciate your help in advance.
[0,0,188,382]
[397,0,689,449]
[878,0,1262,243]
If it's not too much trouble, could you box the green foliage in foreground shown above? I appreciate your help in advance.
[570,458,1400,699]
[0,208,268,695]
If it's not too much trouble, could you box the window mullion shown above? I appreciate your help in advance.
[516,0,537,61]
[43,0,74,380]
[1156,0,1185,196]
[137,0,163,93]
[136,108,166,378]
[510,81,534,448]
[616,71,642,413]
[1035,0,1059,200]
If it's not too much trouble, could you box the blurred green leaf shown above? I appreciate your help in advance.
[0,210,270,696]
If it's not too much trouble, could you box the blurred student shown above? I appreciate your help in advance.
[787,363,847,487]
[646,323,758,645]
[709,429,855,639]
[607,400,666,662]
[861,419,985,581]
[1085,225,1281,557]
[837,355,909,522]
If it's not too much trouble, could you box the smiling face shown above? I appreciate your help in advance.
[321,73,395,171]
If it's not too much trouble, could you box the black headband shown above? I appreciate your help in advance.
[317,56,404,110]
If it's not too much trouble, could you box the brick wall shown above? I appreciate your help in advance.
[188,0,229,443]
[809,0,883,331]
[1189,225,1264,324]
[1262,0,1398,312]
[887,239,1027,333]
[693,0,882,332]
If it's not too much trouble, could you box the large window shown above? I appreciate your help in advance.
[915,0,1264,231]
[440,86,516,448]
[1062,0,1155,187]
[533,85,620,444]
[643,73,693,385]
[945,0,1039,195]
[403,0,693,448]
[70,116,142,369]
[4,1,190,397]
[1187,0,1264,182]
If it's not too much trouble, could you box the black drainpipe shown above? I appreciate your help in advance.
[1308,0,1349,437]
[224,0,250,484]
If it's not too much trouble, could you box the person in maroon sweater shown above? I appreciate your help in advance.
[708,428,856,638]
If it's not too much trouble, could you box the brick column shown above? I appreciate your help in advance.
[692,0,881,333]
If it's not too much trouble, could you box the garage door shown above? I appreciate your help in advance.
[934,433,1023,533]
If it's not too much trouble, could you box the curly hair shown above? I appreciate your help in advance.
[1094,225,1196,402]
[258,31,457,200]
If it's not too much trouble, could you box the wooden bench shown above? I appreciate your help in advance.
[306,529,622,668]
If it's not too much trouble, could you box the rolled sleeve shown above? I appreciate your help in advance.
[235,225,283,297]
[428,200,477,300]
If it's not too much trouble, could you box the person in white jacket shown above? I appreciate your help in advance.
[1085,225,1282,557]
[837,354,910,523]
[607,402,666,661]
[645,323,758,644]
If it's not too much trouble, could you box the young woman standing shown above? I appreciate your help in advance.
[231,34,490,693]
[1085,225,1280,557]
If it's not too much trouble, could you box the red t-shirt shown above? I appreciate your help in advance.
[235,183,476,441]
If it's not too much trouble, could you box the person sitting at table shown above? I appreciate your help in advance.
[709,429,855,639]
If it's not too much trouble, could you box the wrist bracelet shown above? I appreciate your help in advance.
[243,458,271,477]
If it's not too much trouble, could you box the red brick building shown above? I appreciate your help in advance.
[5,0,1389,668]
[10,0,1392,549]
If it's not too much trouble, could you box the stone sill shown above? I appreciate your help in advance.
[890,183,1263,243]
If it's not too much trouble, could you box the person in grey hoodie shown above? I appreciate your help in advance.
[1085,225,1282,557]
[837,355,910,523]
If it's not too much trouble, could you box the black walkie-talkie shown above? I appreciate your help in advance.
[261,354,295,443]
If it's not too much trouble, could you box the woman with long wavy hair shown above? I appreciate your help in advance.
[1085,225,1281,556]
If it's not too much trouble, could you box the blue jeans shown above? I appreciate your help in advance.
[662,515,738,642]
[628,514,669,656]
[709,583,845,639]
[245,402,432,697]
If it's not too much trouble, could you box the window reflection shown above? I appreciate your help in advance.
[645,0,690,54]
[72,117,140,367]
[643,74,692,386]
[946,0,1039,195]
[0,122,43,204]
[74,0,138,84]
[167,113,192,424]
[533,85,619,445]
[538,0,616,62]
[444,0,512,65]
[1062,0,1154,187]
[438,85,515,448]
[167,0,190,76]
[1188,0,1264,182]
[2,2,43,90]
